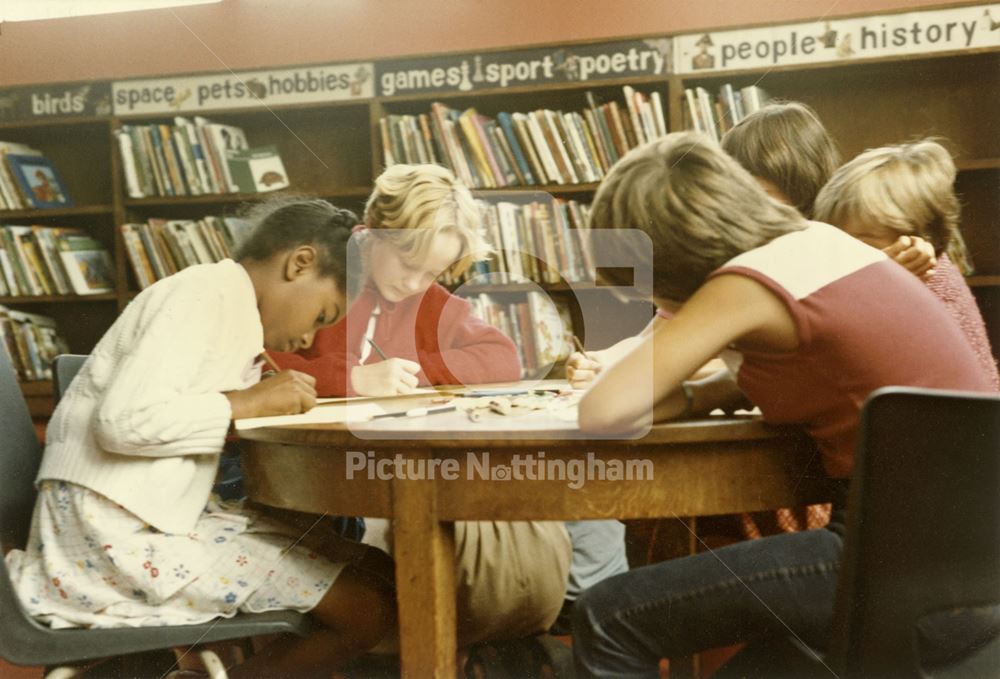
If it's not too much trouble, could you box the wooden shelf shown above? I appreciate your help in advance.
[19,379,53,396]
[956,158,1000,172]
[19,380,55,419]
[0,205,114,219]
[124,187,373,208]
[473,183,600,196]
[968,276,1000,288]
[0,293,118,304]
[452,281,605,294]
[0,116,110,131]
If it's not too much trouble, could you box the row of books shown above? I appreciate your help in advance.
[121,216,253,289]
[380,87,667,189]
[0,141,74,211]
[443,198,594,287]
[0,306,69,381]
[0,225,114,298]
[683,84,771,142]
[468,291,573,377]
[116,116,290,199]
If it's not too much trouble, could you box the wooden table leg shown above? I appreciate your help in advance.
[392,474,457,678]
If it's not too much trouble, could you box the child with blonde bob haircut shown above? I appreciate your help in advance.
[815,139,998,388]
[273,165,570,652]
[274,163,521,396]
[569,132,994,676]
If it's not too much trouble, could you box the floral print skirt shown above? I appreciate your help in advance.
[5,480,345,629]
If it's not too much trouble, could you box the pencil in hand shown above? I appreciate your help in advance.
[571,335,592,361]
[367,338,389,361]
[260,351,281,374]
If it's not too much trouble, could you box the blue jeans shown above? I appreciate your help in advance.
[572,525,843,678]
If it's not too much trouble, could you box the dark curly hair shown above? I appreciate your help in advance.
[235,197,357,290]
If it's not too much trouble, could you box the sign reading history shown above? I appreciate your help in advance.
[675,3,1000,74]
[112,62,375,115]
[378,38,672,97]
[0,82,112,122]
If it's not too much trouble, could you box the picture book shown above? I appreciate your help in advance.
[6,154,73,209]
[225,145,290,193]
[56,233,114,294]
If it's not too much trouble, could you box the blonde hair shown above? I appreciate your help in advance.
[720,101,840,218]
[814,139,971,272]
[364,164,489,276]
[590,131,808,302]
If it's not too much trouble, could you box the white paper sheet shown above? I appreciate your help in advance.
[234,402,386,430]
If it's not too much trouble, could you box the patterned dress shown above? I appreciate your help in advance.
[7,481,344,629]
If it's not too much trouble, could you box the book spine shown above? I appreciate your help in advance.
[115,129,144,199]
[457,111,499,188]
[126,125,156,196]
[142,125,170,196]
[526,111,565,185]
[121,224,156,289]
[496,112,536,185]
[511,113,549,185]
[486,121,520,186]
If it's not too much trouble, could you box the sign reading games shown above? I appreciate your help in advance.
[675,4,1000,74]
[0,82,112,122]
[113,62,375,115]
[378,38,671,97]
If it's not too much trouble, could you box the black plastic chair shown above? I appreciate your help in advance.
[717,386,1000,679]
[827,386,1000,677]
[0,348,311,676]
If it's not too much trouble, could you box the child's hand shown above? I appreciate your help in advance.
[883,235,936,280]
[225,370,317,419]
[351,358,421,396]
[566,351,605,389]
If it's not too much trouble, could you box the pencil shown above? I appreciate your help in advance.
[367,337,389,361]
[260,351,281,373]
[571,335,592,361]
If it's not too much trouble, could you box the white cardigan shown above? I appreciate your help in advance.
[38,259,264,534]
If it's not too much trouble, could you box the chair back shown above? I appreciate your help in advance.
[830,386,1000,676]
[0,347,45,550]
[52,353,88,405]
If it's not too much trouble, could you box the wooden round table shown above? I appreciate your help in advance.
[240,407,831,677]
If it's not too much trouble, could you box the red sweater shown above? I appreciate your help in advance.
[271,282,522,396]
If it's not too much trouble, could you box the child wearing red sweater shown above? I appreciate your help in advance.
[273,164,571,650]
[272,163,520,396]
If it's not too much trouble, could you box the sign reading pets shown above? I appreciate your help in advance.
[112,62,375,115]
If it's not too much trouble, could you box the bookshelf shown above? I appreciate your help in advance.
[3,11,998,413]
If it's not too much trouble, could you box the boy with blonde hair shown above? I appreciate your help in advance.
[815,139,998,388]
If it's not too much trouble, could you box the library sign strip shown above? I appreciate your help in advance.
[674,3,1000,74]
[112,62,376,115]
[0,82,112,121]
[377,38,672,97]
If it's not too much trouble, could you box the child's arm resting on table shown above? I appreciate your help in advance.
[94,285,314,456]
[579,274,796,434]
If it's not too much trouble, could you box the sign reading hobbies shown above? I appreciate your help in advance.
[113,62,375,115]
[675,3,1000,74]
[378,38,671,97]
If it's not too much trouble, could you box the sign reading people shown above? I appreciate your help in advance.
[674,3,1000,74]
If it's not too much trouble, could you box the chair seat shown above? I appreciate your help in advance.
[2,604,311,668]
